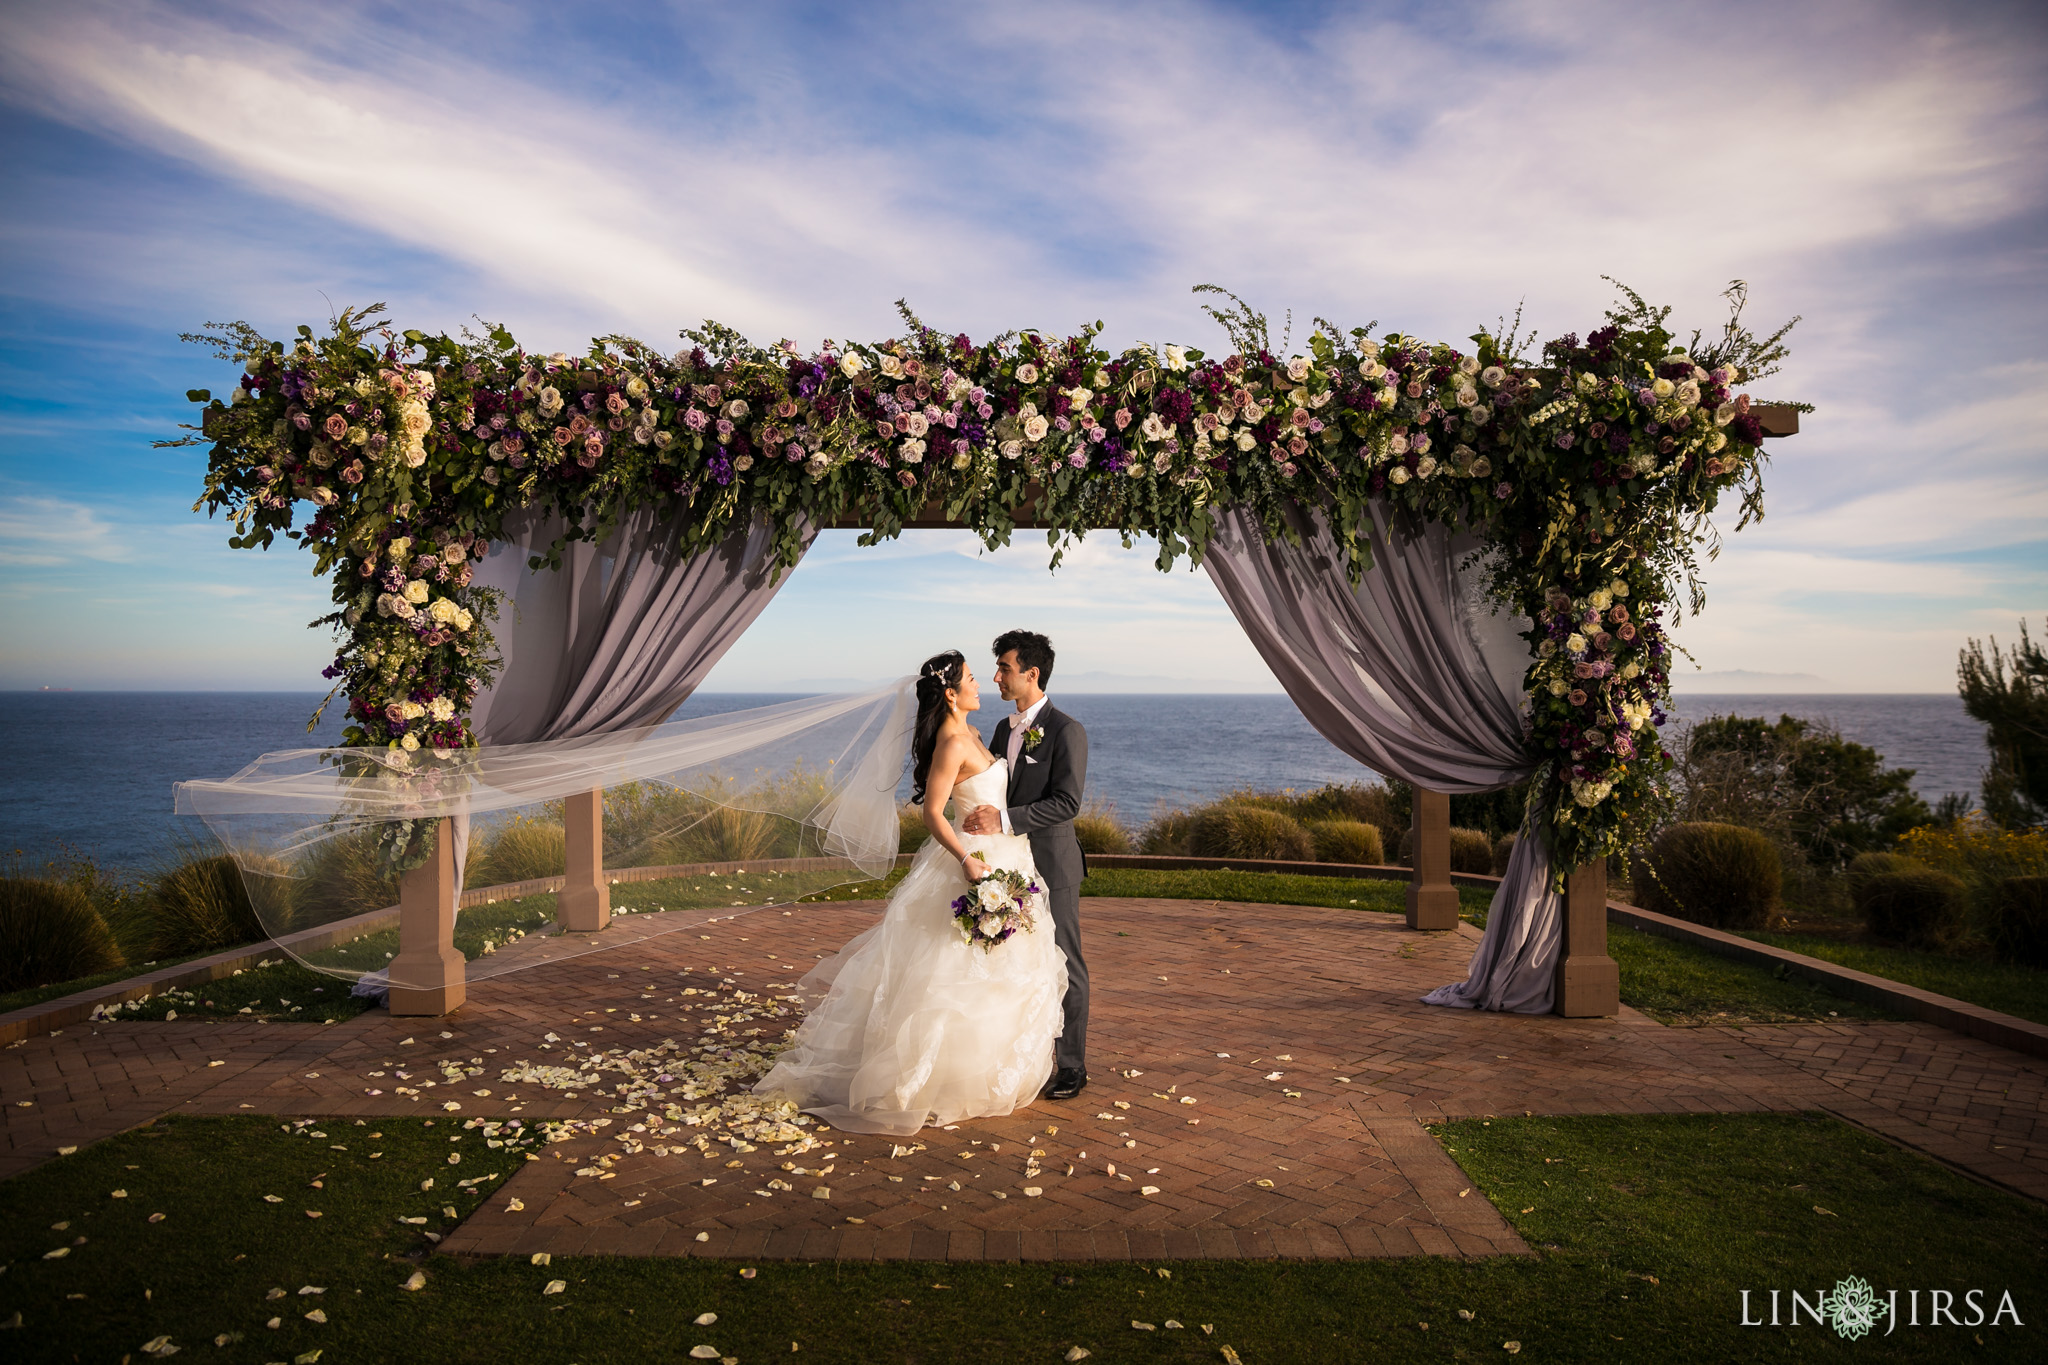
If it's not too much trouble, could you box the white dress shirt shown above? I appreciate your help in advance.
[998,695,1049,835]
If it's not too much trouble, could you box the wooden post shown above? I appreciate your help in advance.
[387,817,466,1016]
[1405,788,1460,930]
[559,787,610,932]
[1554,859,1621,1017]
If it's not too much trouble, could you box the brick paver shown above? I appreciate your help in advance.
[4,898,2044,1263]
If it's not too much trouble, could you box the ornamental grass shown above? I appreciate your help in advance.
[1306,817,1385,866]
[1072,800,1134,855]
[294,825,404,922]
[0,876,126,993]
[1856,867,1971,952]
[1991,876,2048,968]
[1397,824,1496,875]
[143,850,270,957]
[1186,804,1315,863]
[1629,821,1781,930]
[465,815,566,886]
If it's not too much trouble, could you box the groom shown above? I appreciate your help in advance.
[963,630,1090,1101]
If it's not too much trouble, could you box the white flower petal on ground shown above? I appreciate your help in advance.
[695,1312,717,1325]
[542,1280,566,1296]
[401,1271,426,1291]
[689,1347,721,1359]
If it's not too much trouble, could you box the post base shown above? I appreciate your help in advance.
[387,948,468,1017]
[1405,884,1461,931]
[1553,954,1620,1017]
[557,882,611,933]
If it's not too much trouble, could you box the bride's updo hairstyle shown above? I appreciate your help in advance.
[910,650,966,805]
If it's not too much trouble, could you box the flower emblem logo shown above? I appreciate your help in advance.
[1823,1276,1884,1341]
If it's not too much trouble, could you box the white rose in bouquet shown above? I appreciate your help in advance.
[978,913,1006,937]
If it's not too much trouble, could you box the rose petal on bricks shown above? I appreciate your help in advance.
[506,1198,525,1212]
[695,1232,711,1242]
[1140,1186,1160,1196]
[1255,1179,1275,1188]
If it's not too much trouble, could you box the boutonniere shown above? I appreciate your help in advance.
[1023,725,1045,752]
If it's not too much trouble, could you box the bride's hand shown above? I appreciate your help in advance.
[961,853,990,881]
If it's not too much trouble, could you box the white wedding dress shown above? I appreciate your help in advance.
[753,756,1068,1135]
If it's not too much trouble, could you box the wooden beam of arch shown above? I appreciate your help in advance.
[830,403,1800,531]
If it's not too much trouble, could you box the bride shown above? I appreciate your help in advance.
[752,650,1068,1135]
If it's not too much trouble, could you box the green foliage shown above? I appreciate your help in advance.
[1855,867,1969,951]
[465,816,566,887]
[1958,617,2048,829]
[1678,712,1934,872]
[0,877,126,993]
[1305,817,1384,865]
[1396,824,1497,875]
[1990,875,2048,968]
[1070,802,1133,855]
[1186,804,1315,862]
[144,852,269,958]
[1630,821,1782,929]
[1843,850,1921,904]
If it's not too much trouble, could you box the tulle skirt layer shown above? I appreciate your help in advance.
[752,829,1066,1135]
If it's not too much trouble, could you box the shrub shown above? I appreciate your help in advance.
[1629,822,1782,930]
[1187,805,1314,862]
[296,827,404,922]
[145,853,269,956]
[1139,807,1196,856]
[1845,851,1921,905]
[467,817,566,887]
[0,877,126,992]
[1396,825,1497,875]
[1073,802,1133,855]
[1857,867,1969,951]
[1991,876,2048,967]
[1306,818,1384,866]
[1894,822,2048,885]
[1492,833,1518,875]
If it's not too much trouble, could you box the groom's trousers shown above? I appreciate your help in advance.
[1048,880,1088,1072]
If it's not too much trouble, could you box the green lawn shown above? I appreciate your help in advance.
[2,1111,2038,1363]
[1740,931,2048,1028]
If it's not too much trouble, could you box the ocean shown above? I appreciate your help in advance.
[0,690,1988,872]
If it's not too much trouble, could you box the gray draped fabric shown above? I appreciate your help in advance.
[471,506,815,744]
[1201,501,1563,1013]
[446,507,814,886]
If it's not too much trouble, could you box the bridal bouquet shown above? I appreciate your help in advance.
[951,868,1042,950]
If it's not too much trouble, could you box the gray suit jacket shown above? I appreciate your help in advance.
[990,703,1089,892]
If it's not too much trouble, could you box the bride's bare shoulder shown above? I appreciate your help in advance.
[935,726,994,779]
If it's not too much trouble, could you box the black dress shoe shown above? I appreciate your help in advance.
[1043,1067,1087,1101]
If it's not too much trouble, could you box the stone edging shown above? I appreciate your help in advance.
[1604,899,2048,1061]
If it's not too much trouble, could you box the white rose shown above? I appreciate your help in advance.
[1457,356,1480,377]
[1708,430,1728,452]
[1549,679,1567,697]
[1140,413,1169,441]
[1714,401,1737,427]
[1358,358,1384,379]
[1389,434,1410,456]
[1621,661,1641,679]
[1020,413,1050,442]
[1590,592,1613,613]
[1471,405,1492,425]
[976,913,1004,937]
[1566,633,1587,653]
[405,579,429,604]
[1015,362,1040,384]
[1660,352,1692,367]
[879,354,905,378]
[1576,371,1601,395]
[400,733,421,752]
[1233,429,1256,451]
[1651,377,1675,399]
[1470,456,1491,477]
[901,411,930,438]
[724,398,750,420]
[839,352,867,378]
[1610,580,1630,598]
[453,609,474,631]
[999,439,1023,459]
[1481,365,1506,388]
[1286,357,1312,382]
[1416,455,1438,479]
[430,697,456,721]
[1388,466,1411,484]
[1068,386,1093,409]
[1164,346,1188,371]
[625,375,648,401]
[402,700,426,720]
[310,486,337,506]
[1457,387,1479,408]
[387,537,412,562]
[399,402,430,438]
[1677,379,1701,407]
[537,386,563,417]
[900,438,926,464]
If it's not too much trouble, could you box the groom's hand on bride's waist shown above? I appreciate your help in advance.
[962,804,1002,835]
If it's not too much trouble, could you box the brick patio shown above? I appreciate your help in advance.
[4,897,2044,1263]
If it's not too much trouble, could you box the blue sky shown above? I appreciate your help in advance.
[1,0,2043,694]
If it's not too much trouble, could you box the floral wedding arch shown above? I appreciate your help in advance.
[173,283,1802,1016]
